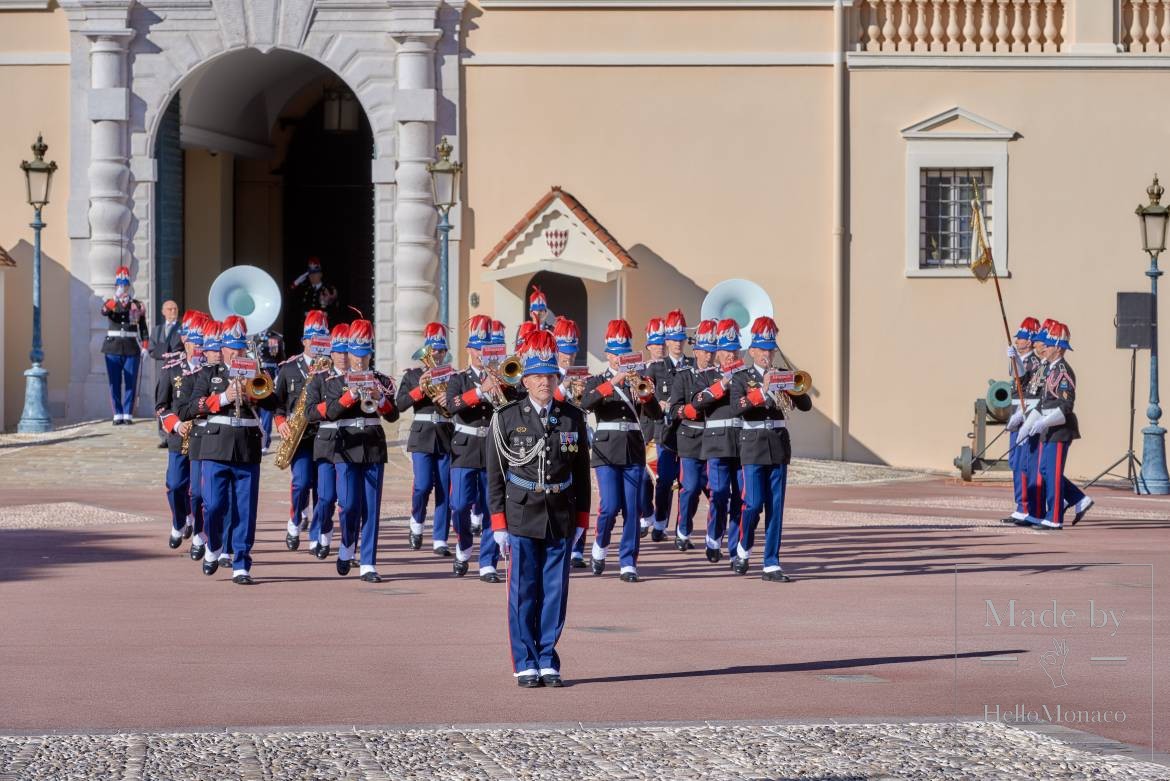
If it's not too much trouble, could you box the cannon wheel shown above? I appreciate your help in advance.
[957,446,974,482]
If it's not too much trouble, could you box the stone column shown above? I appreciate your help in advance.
[390,3,441,374]
[79,20,136,414]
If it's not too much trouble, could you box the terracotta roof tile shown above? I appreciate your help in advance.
[481,186,637,270]
[0,245,14,268]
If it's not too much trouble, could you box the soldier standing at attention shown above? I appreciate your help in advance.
[274,310,330,550]
[486,329,591,688]
[730,316,812,581]
[101,265,150,425]
[396,323,454,554]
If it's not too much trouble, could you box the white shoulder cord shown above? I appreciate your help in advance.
[490,413,547,487]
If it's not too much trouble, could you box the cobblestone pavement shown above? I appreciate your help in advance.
[1,721,1166,781]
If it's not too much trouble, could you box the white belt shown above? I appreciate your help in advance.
[107,330,137,337]
[742,419,787,430]
[319,418,383,429]
[206,415,260,427]
[704,419,742,429]
[680,421,705,430]
[413,413,444,423]
[596,421,641,432]
[454,423,489,438]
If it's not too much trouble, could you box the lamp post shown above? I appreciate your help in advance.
[427,137,462,327]
[16,134,57,434]
[1135,175,1170,494]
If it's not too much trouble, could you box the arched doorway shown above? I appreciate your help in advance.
[526,271,588,356]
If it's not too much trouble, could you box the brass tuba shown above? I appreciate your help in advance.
[412,344,452,416]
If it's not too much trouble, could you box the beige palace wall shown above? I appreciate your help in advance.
[0,8,72,430]
[461,61,838,459]
[849,68,1170,478]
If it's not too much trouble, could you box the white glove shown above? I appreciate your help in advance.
[573,527,585,546]
[1006,410,1025,432]
[1036,407,1066,435]
[1006,345,1018,359]
[493,530,509,553]
[1018,409,1043,438]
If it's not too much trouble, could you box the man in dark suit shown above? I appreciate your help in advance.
[150,300,184,446]
[487,329,591,688]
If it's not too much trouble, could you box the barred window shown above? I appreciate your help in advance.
[919,168,992,269]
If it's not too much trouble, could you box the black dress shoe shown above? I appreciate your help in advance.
[112,419,124,426]
[285,533,300,551]
[315,544,331,560]
[453,559,469,577]
[731,556,749,575]
[638,525,650,539]
[651,528,666,542]
[409,533,422,550]
[674,537,686,551]
[1072,498,1094,525]
[168,534,183,549]
[299,516,310,532]
[619,571,639,583]
[705,548,723,563]
[182,525,193,539]
[1000,516,1022,525]
[762,569,793,582]
[540,673,564,688]
[434,545,452,557]
[360,571,383,583]
[232,574,255,585]
[202,559,219,576]
[471,524,482,537]
[123,418,134,425]
[480,571,502,584]
[190,543,205,561]
[570,557,588,569]
[337,559,353,576]
[590,558,605,576]
[516,674,543,688]
[156,441,168,449]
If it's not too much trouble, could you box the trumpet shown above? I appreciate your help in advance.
[787,369,812,396]
[359,387,378,414]
[411,344,452,416]
[629,375,654,400]
[482,354,522,409]
[245,372,274,401]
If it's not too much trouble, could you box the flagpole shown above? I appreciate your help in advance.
[971,185,1027,408]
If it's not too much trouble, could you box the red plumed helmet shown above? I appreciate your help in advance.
[302,309,329,336]
[1019,316,1041,332]
[515,320,540,350]
[529,286,548,312]
[606,319,633,341]
[466,314,492,348]
[664,309,686,328]
[114,266,131,285]
[523,329,557,358]
[553,316,578,339]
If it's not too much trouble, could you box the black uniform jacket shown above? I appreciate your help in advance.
[183,363,217,460]
[179,363,278,463]
[578,369,656,467]
[314,371,400,464]
[304,369,341,461]
[1039,356,1080,443]
[446,366,524,469]
[486,399,591,540]
[691,367,741,461]
[1011,351,1044,408]
[155,357,201,453]
[101,298,149,356]
[668,365,706,460]
[646,355,694,448]
[396,366,453,454]
[730,365,812,466]
[274,354,329,454]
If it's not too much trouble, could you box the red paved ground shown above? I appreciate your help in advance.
[0,478,1166,753]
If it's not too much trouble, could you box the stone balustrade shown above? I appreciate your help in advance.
[857,0,1066,53]
[1120,0,1170,52]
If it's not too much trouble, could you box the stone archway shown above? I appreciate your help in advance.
[62,0,462,420]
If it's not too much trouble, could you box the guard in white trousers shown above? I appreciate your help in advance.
[729,316,812,582]
[486,329,591,688]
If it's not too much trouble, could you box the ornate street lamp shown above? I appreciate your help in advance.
[427,136,462,327]
[1135,175,1170,494]
[16,134,57,433]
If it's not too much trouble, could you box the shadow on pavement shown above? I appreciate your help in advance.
[0,528,159,582]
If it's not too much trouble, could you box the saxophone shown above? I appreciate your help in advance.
[274,356,332,469]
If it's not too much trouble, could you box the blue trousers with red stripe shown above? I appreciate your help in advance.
[739,463,788,568]
[640,470,654,520]
[411,450,451,543]
[676,456,707,539]
[506,530,572,674]
[188,458,205,538]
[1040,440,1085,526]
[201,460,260,571]
[451,466,500,569]
[705,457,741,552]
[337,462,384,567]
[595,464,643,568]
[104,353,140,417]
[165,451,190,532]
[1009,430,1042,517]
[308,459,337,546]
[288,445,316,528]
[654,444,680,528]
